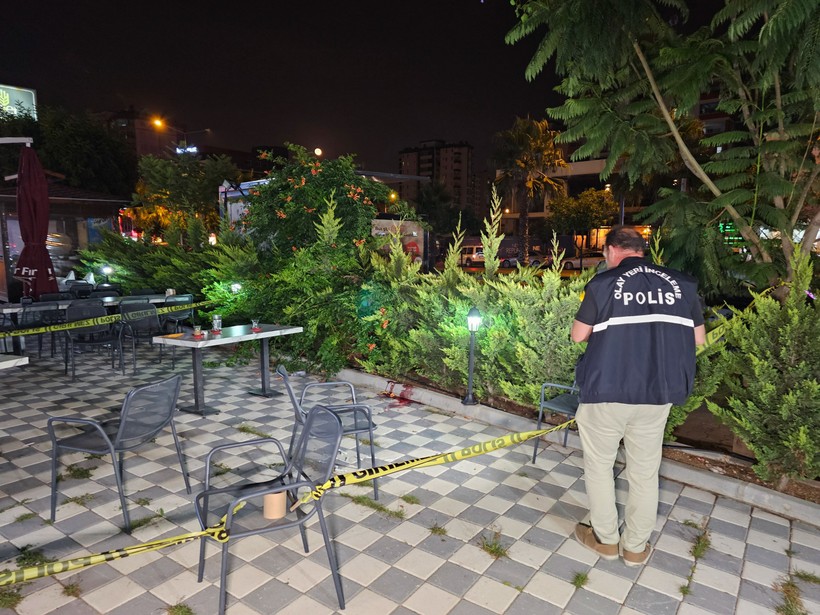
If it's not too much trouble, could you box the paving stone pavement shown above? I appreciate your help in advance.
[0,338,818,614]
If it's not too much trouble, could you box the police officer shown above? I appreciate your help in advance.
[570,226,705,566]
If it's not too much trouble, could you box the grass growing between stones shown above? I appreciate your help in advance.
[236,424,271,438]
[399,494,420,505]
[16,546,56,568]
[58,463,96,482]
[62,583,82,597]
[479,530,508,559]
[430,523,447,536]
[680,519,711,596]
[773,547,820,615]
[167,604,196,615]
[0,583,23,609]
[340,493,405,519]
[571,571,589,589]
[63,493,95,507]
[14,512,36,523]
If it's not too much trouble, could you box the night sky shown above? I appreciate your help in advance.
[2,0,556,172]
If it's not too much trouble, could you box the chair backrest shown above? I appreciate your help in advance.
[64,304,110,336]
[69,298,104,307]
[290,405,343,483]
[114,375,182,451]
[20,302,63,328]
[120,296,150,305]
[163,294,194,319]
[90,290,119,298]
[276,365,309,424]
[130,288,156,296]
[94,283,122,295]
[120,302,160,333]
[40,292,73,302]
[68,282,94,298]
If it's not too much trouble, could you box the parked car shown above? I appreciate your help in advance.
[460,245,484,266]
[500,251,548,268]
[562,251,606,270]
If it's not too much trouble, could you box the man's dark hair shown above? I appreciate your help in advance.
[605,225,645,253]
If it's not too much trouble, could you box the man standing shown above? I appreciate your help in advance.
[570,226,705,565]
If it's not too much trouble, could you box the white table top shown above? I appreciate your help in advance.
[0,355,29,369]
[152,324,303,348]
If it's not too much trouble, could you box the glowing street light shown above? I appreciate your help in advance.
[314,147,323,157]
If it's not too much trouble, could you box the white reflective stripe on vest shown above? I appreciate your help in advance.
[592,314,695,332]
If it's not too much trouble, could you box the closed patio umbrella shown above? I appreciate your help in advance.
[12,146,58,299]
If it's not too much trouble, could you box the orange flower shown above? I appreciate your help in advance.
[311,168,318,175]
[276,210,287,219]
[292,246,297,251]
[381,319,389,329]
[353,238,365,247]
[258,151,269,160]
[304,207,316,213]
[285,196,292,203]
[379,307,386,314]
[368,343,376,351]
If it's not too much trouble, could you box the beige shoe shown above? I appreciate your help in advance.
[621,543,652,567]
[574,524,619,561]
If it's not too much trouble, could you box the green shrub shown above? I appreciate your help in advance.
[707,249,819,484]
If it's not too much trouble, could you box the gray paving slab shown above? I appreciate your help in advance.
[0,342,816,615]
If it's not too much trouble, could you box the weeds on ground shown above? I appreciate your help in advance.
[236,424,271,438]
[0,498,31,514]
[63,493,95,507]
[400,494,420,505]
[130,509,165,531]
[62,583,82,597]
[502,580,524,591]
[680,520,711,596]
[359,438,379,447]
[430,523,447,536]
[340,493,404,520]
[14,512,36,523]
[0,582,23,609]
[134,498,151,507]
[57,464,96,482]
[571,571,589,589]
[479,530,508,559]
[16,545,56,567]
[212,463,231,477]
[167,604,196,615]
[773,545,820,615]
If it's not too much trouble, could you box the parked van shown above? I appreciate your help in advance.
[460,245,485,266]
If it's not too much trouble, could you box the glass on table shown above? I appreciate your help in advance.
[212,315,222,332]
[193,325,202,337]
[251,319,261,332]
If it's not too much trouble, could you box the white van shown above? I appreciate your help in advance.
[460,245,484,266]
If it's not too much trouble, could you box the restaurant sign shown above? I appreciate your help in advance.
[0,84,37,118]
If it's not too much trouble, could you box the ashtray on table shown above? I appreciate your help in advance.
[251,327,262,333]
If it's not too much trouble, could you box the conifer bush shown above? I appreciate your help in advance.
[707,250,820,485]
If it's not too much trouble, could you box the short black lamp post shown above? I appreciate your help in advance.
[463,307,482,405]
[101,265,113,284]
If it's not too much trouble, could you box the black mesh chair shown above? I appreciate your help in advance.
[63,304,117,379]
[94,283,122,296]
[118,303,164,374]
[40,292,73,302]
[532,381,580,461]
[130,288,156,296]
[195,405,345,613]
[18,302,63,358]
[161,294,194,332]
[0,314,16,353]
[68,282,94,299]
[48,375,190,533]
[277,365,378,500]
[90,290,120,299]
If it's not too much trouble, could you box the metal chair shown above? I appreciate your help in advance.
[195,405,345,614]
[90,290,120,298]
[94,283,122,295]
[532,381,580,462]
[40,292,73,302]
[68,281,94,299]
[118,303,164,375]
[48,375,190,533]
[130,288,156,296]
[18,301,63,358]
[276,364,378,500]
[161,294,194,368]
[63,304,117,380]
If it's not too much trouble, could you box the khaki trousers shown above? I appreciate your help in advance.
[576,401,671,552]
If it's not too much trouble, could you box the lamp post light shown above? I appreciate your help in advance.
[101,265,113,283]
[463,307,482,405]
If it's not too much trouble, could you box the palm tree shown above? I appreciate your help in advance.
[493,117,566,263]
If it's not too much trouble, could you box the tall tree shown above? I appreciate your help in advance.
[0,106,136,195]
[506,0,820,288]
[493,117,566,263]
[131,151,239,240]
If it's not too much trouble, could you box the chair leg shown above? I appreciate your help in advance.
[317,506,345,609]
[367,426,379,501]
[50,448,60,522]
[218,541,231,615]
[111,454,131,533]
[171,423,191,494]
[532,407,544,463]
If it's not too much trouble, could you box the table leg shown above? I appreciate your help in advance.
[180,347,219,415]
[249,338,278,397]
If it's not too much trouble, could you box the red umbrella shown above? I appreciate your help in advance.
[12,146,58,298]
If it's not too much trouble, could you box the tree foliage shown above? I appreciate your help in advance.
[548,188,618,235]
[493,117,566,262]
[507,0,820,290]
[0,105,136,195]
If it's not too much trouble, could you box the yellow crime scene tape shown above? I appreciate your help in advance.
[294,419,575,508]
[0,503,242,587]
[1,421,574,586]
[0,302,212,338]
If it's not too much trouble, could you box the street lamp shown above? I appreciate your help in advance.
[101,265,113,283]
[463,307,482,405]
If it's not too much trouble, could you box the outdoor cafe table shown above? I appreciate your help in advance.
[0,355,28,369]
[0,294,168,315]
[152,324,303,416]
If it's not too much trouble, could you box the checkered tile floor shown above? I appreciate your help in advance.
[1,336,819,614]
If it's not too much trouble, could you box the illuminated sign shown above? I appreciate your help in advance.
[0,84,37,118]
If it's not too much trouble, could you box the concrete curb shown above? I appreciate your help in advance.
[338,368,820,528]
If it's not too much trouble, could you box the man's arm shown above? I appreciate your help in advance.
[694,324,706,346]
[571,319,593,343]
